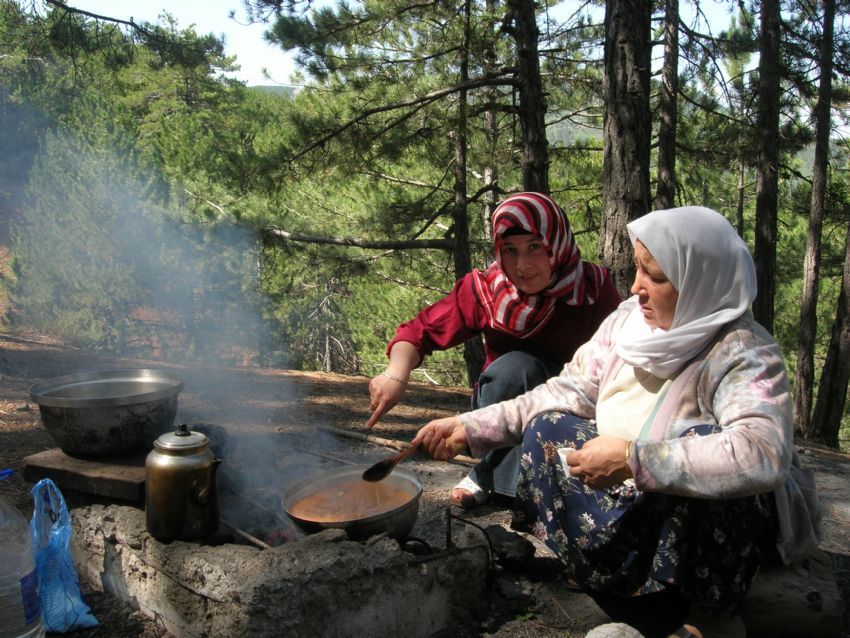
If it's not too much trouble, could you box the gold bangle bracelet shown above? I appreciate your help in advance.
[382,371,406,384]
[625,440,632,462]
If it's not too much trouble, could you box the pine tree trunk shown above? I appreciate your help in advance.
[508,0,549,194]
[654,0,678,210]
[753,0,781,333]
[600,0,652,297]
[809,221,850,448]
[736,157,746,237]
[794,0,834,435]
[482,0,499,248]
[456,0,485,387]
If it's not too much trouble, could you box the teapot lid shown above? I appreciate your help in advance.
[154,423,209,450]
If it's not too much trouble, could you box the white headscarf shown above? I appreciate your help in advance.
[615,206,757,378]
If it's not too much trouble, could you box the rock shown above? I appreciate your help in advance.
[495,576,533,603]
[585,623,645,638]
[741,549,843,637]
[483,524,536,571]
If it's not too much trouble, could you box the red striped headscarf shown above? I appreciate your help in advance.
[471,192,607,337]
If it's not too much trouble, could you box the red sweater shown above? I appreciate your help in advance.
[388,265,622,371]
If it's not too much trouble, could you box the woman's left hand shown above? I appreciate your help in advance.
[567,435,633,489]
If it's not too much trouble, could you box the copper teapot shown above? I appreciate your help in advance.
[145,423,221,542]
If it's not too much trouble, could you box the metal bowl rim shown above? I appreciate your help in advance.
[29,368,184,408]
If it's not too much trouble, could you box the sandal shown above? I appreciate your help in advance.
[449,476,488,509]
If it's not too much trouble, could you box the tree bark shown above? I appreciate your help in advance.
[507,0,549,193]
[753,0,781,333]
[736,157,746,237]
[455,0,485,387]
[600,0,652,297]
[795,0,834,436]
[655,0,678,210]
[809,219,850,448]
[483,0,500,246]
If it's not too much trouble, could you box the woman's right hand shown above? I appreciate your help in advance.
[366,341,420,429]
[366,371,408,428]
[412,416,468,461]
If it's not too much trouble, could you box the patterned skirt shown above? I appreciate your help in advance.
[511,412,776,615]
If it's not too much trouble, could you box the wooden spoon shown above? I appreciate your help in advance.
[361,442,420,482]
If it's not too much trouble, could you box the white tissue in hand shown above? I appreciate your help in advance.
[557,446,575,470]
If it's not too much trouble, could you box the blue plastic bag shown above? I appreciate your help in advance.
[29,479,98,633]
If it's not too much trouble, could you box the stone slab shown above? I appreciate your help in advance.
[21,448,146,503]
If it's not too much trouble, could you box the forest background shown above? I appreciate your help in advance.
[1,0,849,451]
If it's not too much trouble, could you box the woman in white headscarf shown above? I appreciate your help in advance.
[411,206,820,638]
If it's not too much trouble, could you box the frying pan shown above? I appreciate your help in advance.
[283,466,422,540]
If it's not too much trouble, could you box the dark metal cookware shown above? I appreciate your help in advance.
[29,368,184,456]
[146,423,221,542]
[283,466,422,541]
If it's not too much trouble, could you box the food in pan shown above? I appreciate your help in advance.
[288,478,413,523]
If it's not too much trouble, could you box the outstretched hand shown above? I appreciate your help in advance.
[366,372,407,428]
[411,416,469,461]
[565,435,632,489]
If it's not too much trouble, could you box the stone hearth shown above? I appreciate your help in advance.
[71,504,492,637]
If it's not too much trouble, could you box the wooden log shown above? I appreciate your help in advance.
[740,549,844,637]
[313,425,479,466]
[220,518,272,549]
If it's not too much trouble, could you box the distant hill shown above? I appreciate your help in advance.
[547,120,603,147]
[249,85,298,98]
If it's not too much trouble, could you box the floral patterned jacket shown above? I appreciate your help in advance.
[460,298,821,564]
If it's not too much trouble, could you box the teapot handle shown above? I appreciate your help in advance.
[193,459,222,506]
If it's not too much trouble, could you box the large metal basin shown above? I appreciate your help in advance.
[29,369,184,457]
[283,466,422,541]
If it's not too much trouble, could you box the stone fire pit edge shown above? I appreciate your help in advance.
[70,504,491,637]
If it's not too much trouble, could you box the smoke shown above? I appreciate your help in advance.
[8,123,371,541]
[176,362,358,531]
[10,127,261,363]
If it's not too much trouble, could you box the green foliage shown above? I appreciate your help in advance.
[343,246,469,385]
[13,132,161,350]
[12,129,265,363]
[3,0,850,446]
[0,1,275,364]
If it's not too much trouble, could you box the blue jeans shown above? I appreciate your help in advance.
[466,351,561,497]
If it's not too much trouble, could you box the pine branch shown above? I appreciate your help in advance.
[264,227,454,250]
[283,72,515,164]
[45,0,141,30]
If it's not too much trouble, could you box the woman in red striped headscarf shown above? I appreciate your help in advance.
[368,192,620,507]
